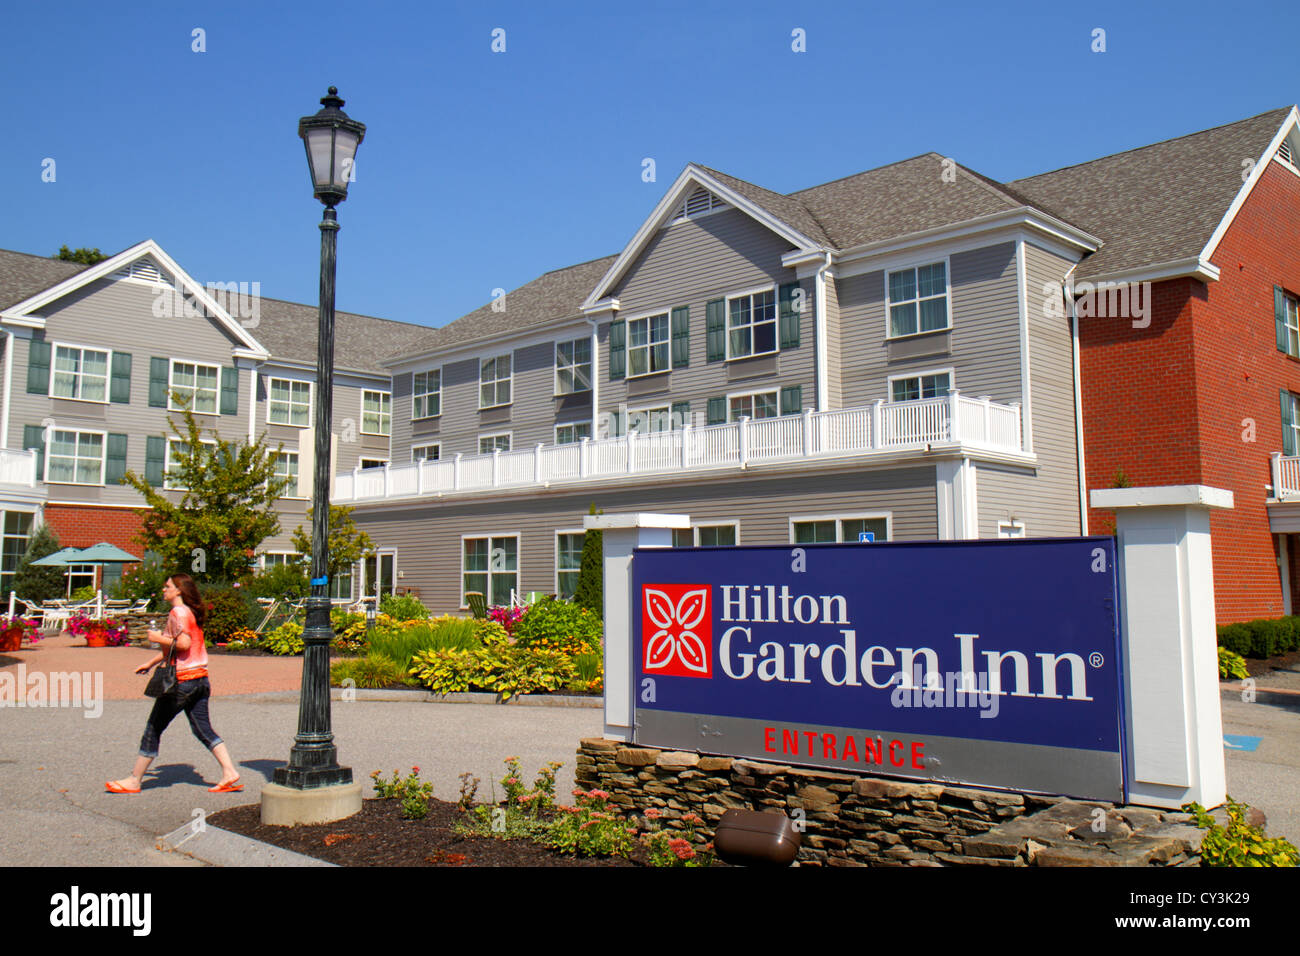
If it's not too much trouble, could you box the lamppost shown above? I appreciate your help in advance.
[263,87,365,824]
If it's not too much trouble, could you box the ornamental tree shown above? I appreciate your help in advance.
[121,405,291,582]
[573,502,603,616]
[291,504,375,588]
[11,522,66,602]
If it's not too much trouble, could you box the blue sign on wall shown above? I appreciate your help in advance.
[631,538,1126,801]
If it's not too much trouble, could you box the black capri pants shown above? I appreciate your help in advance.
[137,677,223,758]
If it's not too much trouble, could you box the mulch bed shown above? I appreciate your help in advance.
[207,798,637,867]
[1243,646,1300,678]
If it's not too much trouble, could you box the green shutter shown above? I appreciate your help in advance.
[671,400,690,430]
[220,367,239,415]
[110,353,132,404]
[149,358,169,407]
[706,299,725,362]
[779,282,802,348]
[1279,290,1289,356]
[26,331,50,394]
[780,385,803,416]
[146,436,166,487]
[608,408,625,438]
[105,433,128,484]
[707,397,726,425]
[1284,391,1297,457]
[22,425,45,480]
[671,306,690,368]
[608,321,625,381]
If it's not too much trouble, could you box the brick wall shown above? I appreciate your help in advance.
[42,504,145,553]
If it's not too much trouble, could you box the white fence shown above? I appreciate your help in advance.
[335,393,1023,503]
[1272,453,1300,499]
[0,449,37,487]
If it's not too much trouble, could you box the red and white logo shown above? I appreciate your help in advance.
[642,584,712,677]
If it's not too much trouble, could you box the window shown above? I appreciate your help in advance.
[268,378,311,426]
[412,443,441,462]
[555,422,592,445]
[998,520,1026,539]
[628,405,673,433]
[414,369,441,419]
[556,531,584,599]
[479,433,511,454]
[888,261,949,337]
[728,289,777,359]
[274,452,302,498]
[361,390,391,436]
[480,355,512,408]
[555,339,592,394]
[890,370,953,402]
[463,535,518,606]
[1283,291,1300,358]
[360,458,389,470]
[47,430,105,485]
[170,361,220,413]
[791,514,890,543]
[165,438,216,490]
[261,552,302,569]
[673,523,739,547]
[67,564,96,593]
[51,344,109,402]
[0,511,34,595]
[363,551,396,600]
[1284,392,1300,456]
[728,391,778,422]
[628,313,670,376]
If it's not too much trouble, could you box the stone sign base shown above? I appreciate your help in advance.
[576,738,1206,866]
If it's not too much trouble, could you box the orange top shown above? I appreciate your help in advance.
[166,605,208,681]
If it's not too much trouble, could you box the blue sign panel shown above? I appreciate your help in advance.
[632,538,1126,801]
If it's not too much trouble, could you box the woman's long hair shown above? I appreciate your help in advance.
[168,572,207,627]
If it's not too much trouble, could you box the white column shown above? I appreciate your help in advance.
[802,408,814,455]
[453,453,462,491]
[1271,451,1283,498]
[588,512,691,741]
[579,437,590,478]
[1091,485,1233,810]
[872,400,884,449]
[680,424,692,469]
[947,388,961,442]
[738,416,750,468]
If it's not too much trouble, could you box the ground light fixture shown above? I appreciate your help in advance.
[262,87,366,825]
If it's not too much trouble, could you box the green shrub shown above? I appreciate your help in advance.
[331,653,410,689]
[243,562,309,601]
[379,592,429,621]
[370,767,434,820]
[365,625,468,671]
[573,505,603,616]
[1184,797,1298,867]
[544,788,635,858]
[70,584,97,602]
[330,609,368,652]
[1217,623,1252,657]
[1217,616,1300,659]
[409,645,575,699]
[425,616,485,650]
[1218,647,1249,680]
[409,648,481,694]
[205,587,256,644]
[472,618,511,647]
[512,596,602,653]
[262,620,304,655]
[12,524,66,603]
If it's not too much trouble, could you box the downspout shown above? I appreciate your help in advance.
[1,330,13,449]
[587,318,600,437]
[814,251,832,412]
[247,365,257,444]
[1063,267,1089,535]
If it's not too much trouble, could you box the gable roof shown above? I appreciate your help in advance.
[0,250,90,310]
[248,297,435,375]
[1008,107,1293,281]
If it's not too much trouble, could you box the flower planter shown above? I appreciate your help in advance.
[84,625,109,648]
[0,626,22,652]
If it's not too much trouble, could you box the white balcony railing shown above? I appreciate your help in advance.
[334,392,1024,504]
[0,449,37,487]
[1272,453,1300,499]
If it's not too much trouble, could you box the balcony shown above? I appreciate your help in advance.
[333,392,1024,504]
[1274,453,1300,500]
[0,449,37,487]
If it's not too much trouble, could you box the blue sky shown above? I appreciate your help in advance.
[2,0,1297,328]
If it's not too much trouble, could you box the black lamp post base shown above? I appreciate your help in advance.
[272,764,354,789]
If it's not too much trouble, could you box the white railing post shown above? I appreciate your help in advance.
[872,400,884,449]
[383,462,391,498]
[7,591,14,617]
[27,450,35,488]
[978,395,992,444]
[1009,402,1022,450]
[454,453,462,491]
[1272,452,1284,498]
[492,448,501,486]
[535,443,544,482]
[352,466,361,501]
[626,430,636,474]
[681,423,692,469]
[947,388,961,442]
[802,408,814,455]
[580,437,590,478]
[416,459,424,496]
[738,416,750,468]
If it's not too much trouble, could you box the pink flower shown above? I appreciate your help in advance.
[587,789,610,800]
[644,807,663,819]
[571,788,585,797]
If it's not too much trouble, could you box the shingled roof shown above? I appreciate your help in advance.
[246,296,434,374]
[0,249,89,310]
[1008,107,1292,280]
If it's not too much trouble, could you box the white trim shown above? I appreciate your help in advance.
[724,388,779,422]
[554,421,592,444]
[554,527,585,599]
[477,353,513,410]
[886,367,955,401]
[625,404,672,433]
[411,442,441,462]
[1066,270,1088,535]
[814,253,831,413]
[247,368,257,445]
[584,164,823,308]
[688,520,740,547]
[1280,534,1293,615]
[360,389,392,436]
[883,256,951,340]
[1273,154,1300,179]
[1,330,12,448]
[460,533,520,609]
[0,239,271,358]
[1200,107,1300,267]
[164,436,217,491]
[1077,256,1221,287]
[45,427,109,486]
[477,431,512,454]
[360,548,398,601]
[272,449,308,500]
[1017,240,1033,454]
[623,309,673,379]
[788,512,892,543]
[168,358,222,415]
[412,367,442,420]
[359,457,390,469]
[724,285,780,360]
[265,376,313,427]
[48,340,112,404]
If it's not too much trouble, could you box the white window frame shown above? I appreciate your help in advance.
[887,367,956,402]
[726,389,779,422]
[674,521,741,547]
[260,551,303,569]
[1284,291,1300,360]
[169,358,221,415]
[360,390,391,436]
[44,428,107,486]
[479,432,512,454]
[411,443,441,462]
[554,338,593,395]
[997,520,1027,539]
[555,422,592,445]
[626,310,671,378]
[479,354,513,409]
[725,285,779,360]
[460,533,520,608]
[49,341,112,404]
[273,450,306,499]
[413,368,442,420]
[627,404,673,434]
[266,377,313,427]
[885,257,952,340]
[554,528,585,600]
[788,512,892,544]
[164,437,217,491]
[0,510,36,595]
[361,549,398,601]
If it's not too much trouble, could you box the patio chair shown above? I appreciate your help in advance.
[466,591,488,620]
[127,598,152,613]
[12,598,44,628]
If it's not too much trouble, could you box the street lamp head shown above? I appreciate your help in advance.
[298,86,366,207]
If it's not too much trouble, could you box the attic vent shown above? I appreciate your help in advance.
[678,186,727,220]
[113,257,170,285]
[1279,141,1295,166]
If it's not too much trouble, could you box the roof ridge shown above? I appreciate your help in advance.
[785,153,944,197]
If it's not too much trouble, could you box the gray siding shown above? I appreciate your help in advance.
[977,242,1081,537]
[349,464,938,614]
[823,274,842,409]
[838,242,1022,409]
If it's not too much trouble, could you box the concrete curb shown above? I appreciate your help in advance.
[157,819,335,867]
[1219,683,1300,711]
[328,687,602,708]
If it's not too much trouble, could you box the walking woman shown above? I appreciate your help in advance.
[106,572,242,794]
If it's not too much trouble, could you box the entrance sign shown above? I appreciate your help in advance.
[632,538,1127,801]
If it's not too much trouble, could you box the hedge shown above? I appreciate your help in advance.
[1217,615,1300,659]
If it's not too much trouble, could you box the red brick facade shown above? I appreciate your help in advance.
[43,504,145,554]
[1083,159,1300,622]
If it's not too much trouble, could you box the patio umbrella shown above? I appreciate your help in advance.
[73,543,142,616]
[31,547,89,598]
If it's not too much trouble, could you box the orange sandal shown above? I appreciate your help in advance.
[105,781,141,794]
[207,778,243,793]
